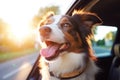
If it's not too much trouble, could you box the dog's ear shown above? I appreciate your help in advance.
[39,11,55,26]
[81,12,102,27]
[72,12,102,28]
[71,12,102,38]
[71,11,102,60]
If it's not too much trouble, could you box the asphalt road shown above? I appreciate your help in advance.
[0,52,39,80]
[93,46,111,57]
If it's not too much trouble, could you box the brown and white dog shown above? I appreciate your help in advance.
[38,11,102,80]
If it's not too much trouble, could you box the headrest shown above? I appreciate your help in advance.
[114,44,120,57]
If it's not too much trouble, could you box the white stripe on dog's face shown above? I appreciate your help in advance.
[40,15,66,44]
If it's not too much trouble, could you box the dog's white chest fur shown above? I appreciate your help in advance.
[40,52,98,80]
[49,52,87,75]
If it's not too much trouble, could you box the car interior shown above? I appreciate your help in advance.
[27,0,120,80]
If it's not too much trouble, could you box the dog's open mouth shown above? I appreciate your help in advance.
[40,41,70,60]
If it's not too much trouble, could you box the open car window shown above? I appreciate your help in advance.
[92,26,117,57]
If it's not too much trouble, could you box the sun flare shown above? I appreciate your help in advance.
[7,20,32,44]
[10,24,30,40]
[0,0,42,45]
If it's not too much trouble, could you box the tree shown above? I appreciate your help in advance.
[31,5,60,28]
[105,31,116,41]
[96,39,105,46]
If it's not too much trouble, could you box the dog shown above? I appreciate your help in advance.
[38,10,102,80]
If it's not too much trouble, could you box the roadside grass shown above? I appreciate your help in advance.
[0,48,39,63]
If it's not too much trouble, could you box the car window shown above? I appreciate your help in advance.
[92,26,117,57]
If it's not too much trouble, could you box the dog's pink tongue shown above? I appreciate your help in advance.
[40,45,59,58]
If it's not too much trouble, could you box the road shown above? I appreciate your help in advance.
[93,46,111,57]
[0,52,39,80]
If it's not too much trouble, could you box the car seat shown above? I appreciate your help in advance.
[108,44,120,80]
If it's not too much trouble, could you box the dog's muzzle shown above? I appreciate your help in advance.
[39,26,51,39]
[39,26,70,60]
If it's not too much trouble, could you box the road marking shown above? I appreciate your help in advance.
[2,61,35,79]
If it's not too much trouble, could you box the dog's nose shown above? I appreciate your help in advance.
[39,26,51,37]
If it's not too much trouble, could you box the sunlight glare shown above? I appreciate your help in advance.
[7,20,32,45]
[10,23,30,40]
[0,0,75,45]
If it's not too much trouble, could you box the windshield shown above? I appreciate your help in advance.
[0,0,75,80]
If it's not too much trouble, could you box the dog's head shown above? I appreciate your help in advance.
[39,11,102,61]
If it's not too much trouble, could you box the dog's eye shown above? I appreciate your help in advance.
[61,23,71,30]
[63,23,69,27]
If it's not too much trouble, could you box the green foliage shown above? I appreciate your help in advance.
[92,26,98,35]
[31,5,60,27]
[96,39,105,46]
[38,5,60,16]
[105,31,116,41]
[0,49,38,62]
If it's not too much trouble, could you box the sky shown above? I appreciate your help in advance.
[0,0,74,25]
[94,26,117,41]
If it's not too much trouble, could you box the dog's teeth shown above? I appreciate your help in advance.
[59,44,66,50]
